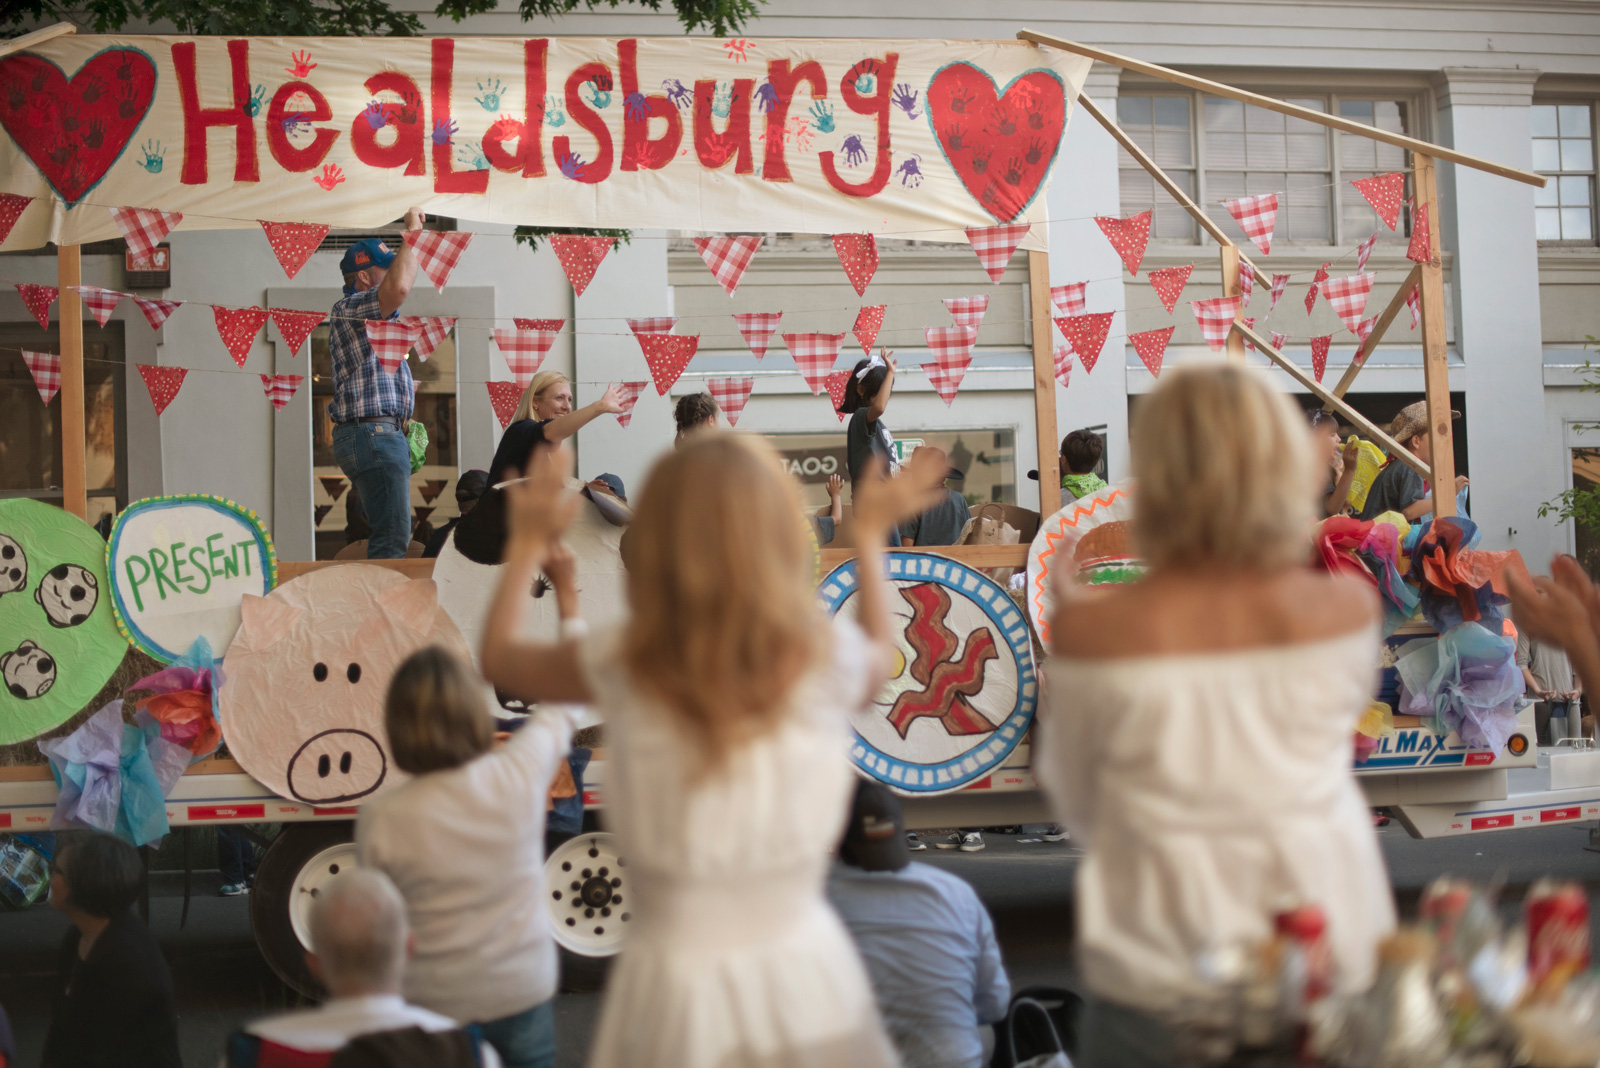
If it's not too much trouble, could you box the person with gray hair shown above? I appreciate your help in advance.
[222,869,501,1067]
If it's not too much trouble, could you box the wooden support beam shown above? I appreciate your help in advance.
[1413,154,1457,518]
[1329,263,1423,400]
[1020,29,1546,189]
[822,544,1030,571]
[57,244,86,519]
[0,22,75,59]
[1220,244,1246,362]
[1028,248,1061,516]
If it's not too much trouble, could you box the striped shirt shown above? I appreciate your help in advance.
[328,286,412,424]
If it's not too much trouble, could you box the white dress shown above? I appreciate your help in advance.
[579,615,901,1068]
[1036,628,1396,1013]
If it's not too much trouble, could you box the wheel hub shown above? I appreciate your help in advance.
[545,833,629,958]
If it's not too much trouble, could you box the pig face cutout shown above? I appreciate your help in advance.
[0,534,25,596]
[218,565,476,806]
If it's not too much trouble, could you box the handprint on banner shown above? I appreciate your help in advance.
[361,100,386,130]
[244,84,266,118]
[624,92,648,122]
[1026,95,1049,131]
[281,112,311,136]
[314,163,345,190]
[117,83,140,120]
[662,79,692,110]
[60,107,80,133]
[475,78,504,111]
[80,75,104,104]
[948,87,974,114]
[841,135,869,167]
[851,59,879,96]
[395,91,422,126]
[755,80,776,113]
[543,94,566,127]
[284,50,316,78]
[581,75,612,110]
[809,100,834,133]
[1003,157,1024,186]
[83,117,104,149]
[712,82,735,119]
[892,83,920,119]
[1024,137,1045,165]
[457,141,489,171]
[896,153,923,188]
[944,124,967,152]
[723,37,751,62]
[985,105,1017,138]
[556,149,586,181]
[431,118,457,146]
[139,138,163,173]
[971,150,990,175]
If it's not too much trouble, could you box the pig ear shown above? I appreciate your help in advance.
[236,593,304,649]
[377,578,439,641]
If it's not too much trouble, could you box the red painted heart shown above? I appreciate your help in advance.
[0,49,157,207]
[926,64,1066,223]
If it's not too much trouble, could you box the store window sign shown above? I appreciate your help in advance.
[778,447,845,484]
[892,438,926,462]
[125,247,170,273]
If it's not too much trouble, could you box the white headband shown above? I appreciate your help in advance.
[855,353,887,380]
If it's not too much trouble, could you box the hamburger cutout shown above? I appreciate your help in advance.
[1026,482,1143,646]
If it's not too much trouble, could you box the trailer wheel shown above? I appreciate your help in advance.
[546,831,627,992]
[251,821,359,998]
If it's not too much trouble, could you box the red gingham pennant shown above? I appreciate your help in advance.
[1052,345,1072,389]
[639,333,700,395]
[112,206,181,259]
[782,332,847,394]
[1269,273,1291,312]
[0,193,32,244]
[260,373,304,411]
[493,327,557,386]
[832,233,879,296]
[627,317,677,339]
[268,308,327,357]
[1310,336,1332,383]
[1095,211,1152,276]
[853,305,886,355]
[942,296,988,329]
[1270,331,1289,351]
[213,306,270,368]
[1240,268,1253,308]
[922,361,966,406]
[823,370,852,421]
[549,234,613,296]
[15,283,56,329]
[137,364,188,416]
[1355,232,1379,272]
[259,221,329,280]
[400,316,456,362]
[404,229,473,292]
[613,380,649,428]
[1406,284,1421,330]
[486,381,522,429]
[21,350,59,405]
[1305,263,1330,315]
[1221,193,1278,256]
[1240,317,1258,353]
[1147,265,1192,315]
[733,312,782,359]
[1130,326,1175,378]
[707,376,756,426]
[692,235,763,297]
[964,223,1030,283]
[1355,317,1377,346]
[366,320,418,374]
[1053,313,1114,373]
[1050,283,1087,317]
[67,285,122,327]
[1190,297,1242,353]
[513,318,564,332]
[1321,273,1375,334]
[1351,172,1405,231]
[132,297,183,331]
[925,324,978,369]
[1407,204,1432,264]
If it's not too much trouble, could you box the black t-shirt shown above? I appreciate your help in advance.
[44,910,181,1068]
[846,409,893,484]
[452,418,549,564]
[1358,461,1427,522]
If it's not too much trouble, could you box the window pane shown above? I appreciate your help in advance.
[1205,98,1244,131]
[1287,132,1328,169]
[1252,132,1288,169]
[1118,95,1151,126]
[1339,99,1375,123]
[1341,130,1378,170]
[1210,171,1246,205]
[1532,104,1560,138]
[1285,184,1330,241]
[1536,179,1560,207]
[1246,104,1283,133]
[1561,207,1593,240]
[1126,125,1155,154]
[1533,139,1562,172]
[1119,169,1156,213]
[1153,131,1191,168]
[1537,207,1564,239]
[1372,101,1404,133]
[1209,131,1247,168]
[1284,98,1327,134]
[1154,169,1196,241]
[1153,96,1189,130]
[1560,175,1592,206]
[1559,104,1591,137]
[1562,139,1594,172]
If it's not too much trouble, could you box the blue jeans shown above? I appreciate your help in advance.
[332,420,412,559]
[476,1000,555,1068]
[216,828,256,885]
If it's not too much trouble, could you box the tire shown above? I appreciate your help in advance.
[546,830,627,993]
[250,821,359,998]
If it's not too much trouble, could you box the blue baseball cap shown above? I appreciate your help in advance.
[339,238,396,275]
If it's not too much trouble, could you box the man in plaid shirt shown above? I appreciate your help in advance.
[330,207,423,558]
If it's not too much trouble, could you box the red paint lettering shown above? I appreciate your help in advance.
[187,804,266,821]
[1464,751,1495,766]
[552,62,614,184]
[430,38,488,195]
[618,39,681,171]
[1541,807,1583,823]
[762,59,824,182]
[1470,814,1515,830]
[313,806,360,816]
[820,54,898,199]
[173,40,259,185]
[351,71,427,177]
[265,80,337,172]
[483,39,548,177]
[693,77,754,172]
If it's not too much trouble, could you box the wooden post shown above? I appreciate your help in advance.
[1413,153,1456,518]
[1028,248,1061,516]
[57,244,87,520]
[1220,244,1246,362]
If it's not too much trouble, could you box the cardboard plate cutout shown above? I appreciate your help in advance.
[218,565,473,806]
[0,498,128,744]
[819,552,1036,797]
[1026,482,1141,647]
[107,495,276,663]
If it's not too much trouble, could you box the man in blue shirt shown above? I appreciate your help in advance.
[828,781,1011,1068]
[330,208,423,558]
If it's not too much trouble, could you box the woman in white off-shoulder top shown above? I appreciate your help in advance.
[1035,364,1396,1067]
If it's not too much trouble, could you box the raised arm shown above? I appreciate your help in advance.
[378,207,423,318]
[1508,555,1600,701]
[542,383,627,445]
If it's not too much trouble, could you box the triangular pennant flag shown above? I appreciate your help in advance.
[1190,297,1242,352]
[1095,212,1152,276]
[15,283,56,329]
[1240,317,1258,353]
[1051,283,1087,317]
[0,193,32,244]
[21,350,59,405]
[1321,273,1376,334]
[1406,284,1421,330]
[403,229,473,292]
[639,333,700,395]
[783,332,847,394]
[1270,331,1289,352]
[1352,172,1405,231]
[925,324,979,369]
[964,223,1030,283]
[132,297,183,331]
[419,479,448,504]
[613,381,649,428]
[268,308,327,357]
[733,312,782,359]
[366,320,418,374]
[259,221,329,280]
[1355,317,1377,346]
[1052,345,1072,389]
[1310,336,1332,383]
[1221,193,1278,256]
[1407,204,1432,264]
[513,318,564,332]
[493,327,557,387]
[112,206,182,259]
[823,370,852,421]
[692,235,763,297]
[486,381,522,429]
[260,373,304,411]
[401,316,456,362]
[1148,265,1192,315]
[1305,263,1330,315]
[832,233,879,296]
[1240,268,1253,308]
[548,234,613,296]
[1356,232,1379,272]
[314,504,333,526]
[854,305,886,355]
[413,506,435,527]
[212,306,270,368]
[1053,313,1115,373]
[1130,326,1175,378]
[707,376,756,426]
[67,286,124,327]
[943,296,988,329]
[627,317,677,339]
[922,361,967,406]
[137,364,188,416]
[1269,273,1290,312]
[320,477,348,501]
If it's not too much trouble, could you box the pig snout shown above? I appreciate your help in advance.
[286,729,388,804]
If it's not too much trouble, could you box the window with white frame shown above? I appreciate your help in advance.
[1533,102,1595,243]
[1117,89,1419,247]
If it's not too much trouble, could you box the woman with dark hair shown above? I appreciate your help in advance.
[674,392,721,447]
[43,833,181,1068]
[838,355,901,546]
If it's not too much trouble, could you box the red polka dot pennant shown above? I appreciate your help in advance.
[486,381,522,429]
[1351,172,1405,231]
[0,193,32,245]
[831,233,879,296]
[1310,335,1332,383]
[514,318,564,332]
[212,305,270,368]
[1407,204,1432,264]
[15,283,56,329]
[137,364,188,416]
[1147,265,1192,315]
[268,308,327,357]
[549,234,613,297]
[1053,312,1115,373]
[258,220,330,279]
[1130,326,1174,378]
[1305,263,1330,315]
[823,370,851,421]
[638,333,700,395]
[853,305,886,355]
[1094,211,1152,276]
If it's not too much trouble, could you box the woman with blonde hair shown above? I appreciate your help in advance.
[1037,364,1394,1066]
[481,435,945,1068]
